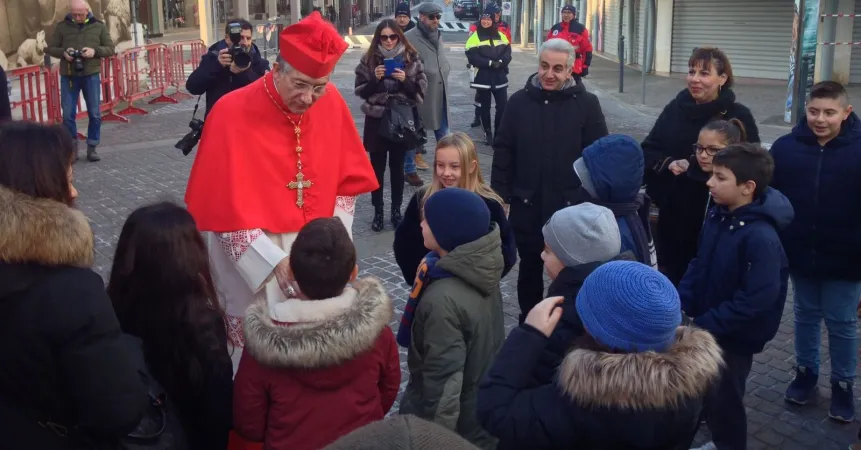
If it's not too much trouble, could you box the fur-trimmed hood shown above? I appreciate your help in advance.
[0,187,93,267]
[558,326,723,411]
[244,277,393,370]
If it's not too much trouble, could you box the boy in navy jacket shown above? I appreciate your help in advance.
[770,81,861,423]
[679,143,794,450]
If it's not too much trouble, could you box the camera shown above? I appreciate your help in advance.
[227,22,252,69]
[67,49,85,72]
[175,118,205,156]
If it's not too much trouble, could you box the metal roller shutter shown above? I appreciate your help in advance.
[850,0,861,83]
[671,0,794,80]
[604,0,621,57]
[635,0,646,65]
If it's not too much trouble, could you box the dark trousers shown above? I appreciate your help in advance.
[513,228,545,324]
[705,350,753,450]
[476,88,508,133]
[370,148,406,209]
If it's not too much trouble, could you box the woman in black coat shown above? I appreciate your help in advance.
[355,19,428,232]
[0,122,148,449]
[641,47,760,285]
[109,202,234,450]
[394,132,516,285]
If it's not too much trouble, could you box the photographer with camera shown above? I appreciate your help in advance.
[186,19,270,119]
[46,0,115,162]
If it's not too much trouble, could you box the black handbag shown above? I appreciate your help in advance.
[378,98,427,148]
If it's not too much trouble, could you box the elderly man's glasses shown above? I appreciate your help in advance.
[425,14,442,20]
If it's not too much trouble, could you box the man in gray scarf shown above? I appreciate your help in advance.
[405,2,451,143]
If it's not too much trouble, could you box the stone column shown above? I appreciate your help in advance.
[233,0,250,18]
[266,0,278,17]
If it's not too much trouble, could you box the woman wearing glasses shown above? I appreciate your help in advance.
[641,47,760,285]
[355,18,428,232]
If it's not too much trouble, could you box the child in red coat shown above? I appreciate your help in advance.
[233,217,400,450]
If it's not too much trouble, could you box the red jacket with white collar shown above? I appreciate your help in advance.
[545,20,593,76]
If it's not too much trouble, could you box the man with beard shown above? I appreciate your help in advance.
[491,38,608,323]
[405,3,451,142]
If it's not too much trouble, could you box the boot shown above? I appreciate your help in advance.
[785,366,818,405]
[829,380,855,423]
[484,128,493,146]
[86,145,101,162]
[415,154,429,170]
[371,206,384,232]
[391,205,403,228]
[470,115,481,128]
[405,173,424,187]
[73,142,81,164]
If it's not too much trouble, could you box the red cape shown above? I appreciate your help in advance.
[185,73,379,234]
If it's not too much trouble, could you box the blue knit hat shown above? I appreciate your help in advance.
[424,188,491,252]
[561,4,576,15]
[576,261,681,352]
[483,3,500,17]
[396,2,411,17]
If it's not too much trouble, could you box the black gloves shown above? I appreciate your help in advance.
[490,60,503,69]
[581,67,589,77]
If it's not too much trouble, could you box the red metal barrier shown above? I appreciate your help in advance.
[7,65,58,123]
[168,39,207,100]
[73,57,130,124]
[116,43,178,116]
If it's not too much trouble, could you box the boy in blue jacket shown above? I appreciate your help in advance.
[679,143,794,450]
[770,81,861,423]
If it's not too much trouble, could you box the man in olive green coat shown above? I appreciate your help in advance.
[397,188,505,450]
[46,0,114,162]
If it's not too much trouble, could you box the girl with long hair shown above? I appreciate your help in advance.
[355,18,428,232]
[0,121,147,449]
[394,131,516,285]
[108,202,233,450]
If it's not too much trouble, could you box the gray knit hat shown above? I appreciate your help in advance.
[417,2,443,15]
[542,203,621,267]
[324,415,479,450]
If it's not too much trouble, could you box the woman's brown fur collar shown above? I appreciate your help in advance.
[558,327,723,410]
[0,187,93,267]
[243,277,393,369]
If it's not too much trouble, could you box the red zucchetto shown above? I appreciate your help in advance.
[278,11,349,78]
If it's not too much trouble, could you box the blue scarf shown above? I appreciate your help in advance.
[396,251,453,347]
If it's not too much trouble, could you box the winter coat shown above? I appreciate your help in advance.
[477,324,723,450]
[577,135,655,266]
[46,13,114,76]
[393,186,517,285]
[0,187,148,449]
[233,278,400,450]
[406,22,451,131]
[679,188,794,355]
[492,74,608,232]
[465,26,511,90]
[0,66,10,122]
[185,40,270,117]
[655,161,712,285]
[545,20,593,76]
[770,112,861,281]
[641,88,759,207]
[532,252,637,384]
[399,226,506,450]
[401,20,416,33]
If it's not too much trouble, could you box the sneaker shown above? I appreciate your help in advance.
[785,366,818,405]
[415,154,429,170]
[690,442,716,450]
[829,380,855,423]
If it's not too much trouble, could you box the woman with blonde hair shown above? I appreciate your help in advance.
[394,131,516,285]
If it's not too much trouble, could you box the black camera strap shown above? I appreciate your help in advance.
[191,95,202,121]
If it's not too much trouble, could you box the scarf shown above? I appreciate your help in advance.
[417,19,440,48]
[396,251,453,347]
[378,42,405,59]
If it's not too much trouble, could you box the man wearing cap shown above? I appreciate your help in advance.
[184,12,379,367]
[395,2,415,32]
[406,2,451,143]
[395,1,428,185]
[546,5,592,78]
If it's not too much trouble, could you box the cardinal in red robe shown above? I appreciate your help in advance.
[184,12,378,368]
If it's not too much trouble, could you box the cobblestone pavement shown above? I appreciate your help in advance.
[70,31,858,449]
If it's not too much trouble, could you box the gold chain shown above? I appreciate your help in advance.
[264,76,311,207]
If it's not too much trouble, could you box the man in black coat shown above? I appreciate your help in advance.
[186,19,270,117]
[491,38,608,323]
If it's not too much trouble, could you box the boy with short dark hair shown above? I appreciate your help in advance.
[233,217,400,450]
[679,143,794,450]
[770,80,861,423]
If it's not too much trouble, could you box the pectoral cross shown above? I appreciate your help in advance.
[287,172,312,207]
